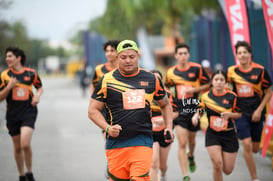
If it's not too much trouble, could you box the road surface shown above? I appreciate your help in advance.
[0,76,272,181]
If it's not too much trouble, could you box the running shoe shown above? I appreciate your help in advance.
[19,176,26,181]
[25,172,35,181]
[160,176,166,181]
[188,153,196,173]
[183,176,191,181]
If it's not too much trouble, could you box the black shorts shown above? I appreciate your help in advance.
[173,115,200,132]
[205,128,239,153]
[6,118,36,136]
[152,130,171,148]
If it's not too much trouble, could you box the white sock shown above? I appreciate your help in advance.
[160,176,166,180]
[253,179,259,181]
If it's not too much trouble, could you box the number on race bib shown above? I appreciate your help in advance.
[122,89,145,110]
[236,84,254,97]
[210,116,228,132]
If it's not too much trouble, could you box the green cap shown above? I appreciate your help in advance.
[117,40,139,54]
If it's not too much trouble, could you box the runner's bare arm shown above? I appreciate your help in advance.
[31,87,43,106]
[0,77,17,101]
[88,98,109,130]
[192,112,201,127]
[88,98,122,137]
[186,83,210,94]
[252,87,272,122]
[156,94,173,130]
[221,112,242,120]
[156,94,174,142]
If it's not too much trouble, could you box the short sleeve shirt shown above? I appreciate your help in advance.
[0,67,42,121]
[199,89,240,132]
[92,68,166,140]
[166,62,210,115]
[227,62,272,116]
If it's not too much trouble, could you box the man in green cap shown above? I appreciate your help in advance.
[88,40,174,181]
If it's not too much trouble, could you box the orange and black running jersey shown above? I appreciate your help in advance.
[0,67,42,121]
[92,67,166,140]
[92,63,116,88]
[166,62,210,115]
[227,62,272,116]
[198,89,240,131]
[92,63,116,122]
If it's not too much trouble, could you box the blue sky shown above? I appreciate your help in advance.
[1,0,107,41]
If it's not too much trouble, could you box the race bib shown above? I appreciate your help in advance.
[210,116,228,132]
[236,84,254,97]
[122,89,145,110]
[176,85,193,99]
[151,115,166,132]
[12,87,29,101]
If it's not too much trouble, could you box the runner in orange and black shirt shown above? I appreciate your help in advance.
[88,40,174,181]
[227,41,272,181]
[1,67,42,125]
[228,62,272,119]
[90,40,120,130]
[90,40,120,95]
[0,46,43,181]
[149,70,178,181]
[192,70,241,181]
[90,39,119,128]
[165,43,210,181]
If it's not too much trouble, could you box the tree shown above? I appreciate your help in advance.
[87,0,220,41]
[0,20,71,68]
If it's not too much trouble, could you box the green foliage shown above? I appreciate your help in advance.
[87,0,220,40]
[0,0,221,66]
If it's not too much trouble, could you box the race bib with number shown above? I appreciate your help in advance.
[122,89,145,110]
[236,84,254,97]
[12,87,29,101]
[151,115,166,132]
[210,116,228,132]
[176,85,193,99]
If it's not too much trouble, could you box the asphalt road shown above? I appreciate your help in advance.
[0,76,272,181]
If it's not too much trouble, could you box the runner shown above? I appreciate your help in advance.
[165,42,210,181]
[90,40,120,95]
[227,40,272,181]
[192,70,242,181]
[89,39,120,179]
[0,46,43,181]
[149,70,178,181]
[88,40,174,181]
